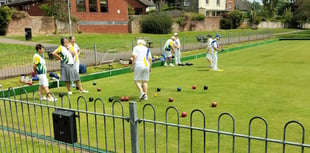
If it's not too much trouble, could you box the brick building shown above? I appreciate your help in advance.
[70,0,129,33]
[5,0,154,33]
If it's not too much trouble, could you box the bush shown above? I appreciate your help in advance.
[185,12,205,21]
[228,10,244,29]
[0,6,12,35]
[191,13,205,21]
[11,9,28,19]
[141,15,173,34]
[175,16,186,27]
[128,6,135,15]
[220,18,232,29]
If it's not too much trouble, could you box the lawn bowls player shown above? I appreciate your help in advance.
[33,44,57,101]
[206,34,213,68]
[211,34,223,71]
[163,36,176,66]
[52,37,88,95]
[69,36,80,74]
[174,33,182,65]
[131,39,152,101]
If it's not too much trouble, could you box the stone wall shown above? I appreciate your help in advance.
[7,13,79,36]
[258,21,284,29]
[7,15,55,36]
[129,16,221,33]
[302,23,310,29]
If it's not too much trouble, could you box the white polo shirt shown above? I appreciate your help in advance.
[132,45,152,67]
[55,45,74,64]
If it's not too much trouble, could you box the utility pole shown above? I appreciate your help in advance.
[68,0,72,35]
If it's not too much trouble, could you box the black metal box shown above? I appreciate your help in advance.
[52,109,77,144]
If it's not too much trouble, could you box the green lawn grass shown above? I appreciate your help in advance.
[275,30,310,39]
[0,44,34,69]
[1,40,310,152]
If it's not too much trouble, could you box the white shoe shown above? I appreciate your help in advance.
[164,63,168,67]
[143,95,148,100]
[68,91,72,95]
[169,63,175,67]
[40,96,47,101]
[139,92,145,101]
[79,90,89,93]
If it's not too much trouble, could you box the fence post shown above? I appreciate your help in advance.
[129,102,139,153]
[160,38,163,53]
[248,32,250,41]
[182,36,185,51]
[228,32,230,44]
[94,43,97,66]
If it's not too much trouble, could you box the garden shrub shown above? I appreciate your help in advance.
[141,14,173,34]
[0,6,12,35]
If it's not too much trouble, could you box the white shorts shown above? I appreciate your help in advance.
[37,74,49,87]
[134,65,150,81]
[164,51,172,58]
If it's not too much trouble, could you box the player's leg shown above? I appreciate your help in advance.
[212,52,218,70]
[134,66,145,100]
[178,50,182,64]
[175,50,179,65]
[66,81,72,94]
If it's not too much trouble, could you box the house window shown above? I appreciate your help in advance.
[76,0,86,12]
[134,8,143,15]
[228,1,232,10]
[217,0,220,6]
[206,0,208,4]
[184,0,190,6]
[100,0,108,12]
[89,0,97,12]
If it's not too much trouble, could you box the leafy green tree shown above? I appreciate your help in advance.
[294,0,310,23]
[282,7,293,24]
[228,10,244,29]
[40,0,69,21]
[247,1,262,26]
[262,0,279,19]
[0,6,12,35]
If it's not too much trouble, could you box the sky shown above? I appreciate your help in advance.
[248,0,263,4]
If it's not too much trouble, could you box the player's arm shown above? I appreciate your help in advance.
[33,56,39,75]
[52,47,63,61]
[33,64,37,75]
[77,48,81,56]
[68,46,76,56]
[131,54,136,71]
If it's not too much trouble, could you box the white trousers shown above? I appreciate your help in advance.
[211,52,218,70]
[174,49,181,64]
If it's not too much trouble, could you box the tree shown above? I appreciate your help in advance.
[248,1,262,27]
[294,0,310,24]
[283,7,293,23]
[0,6,12,35]
[228,10,244,29]
[262,0,279,19]
[40,0,68,21]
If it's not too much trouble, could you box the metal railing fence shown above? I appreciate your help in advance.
[0,87,310,152]
[0,30,274,80]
